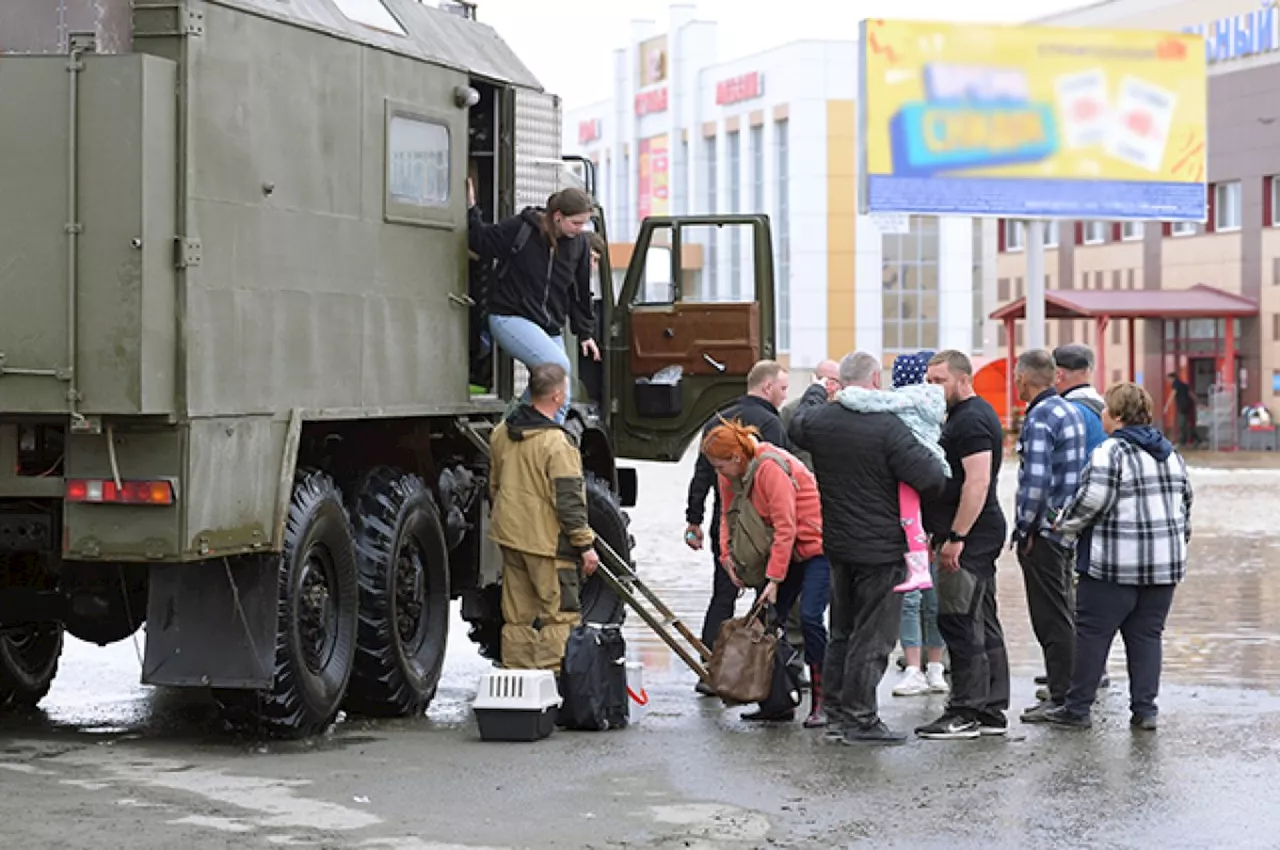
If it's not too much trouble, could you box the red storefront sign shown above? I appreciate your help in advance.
[634,87,669,116]
[578,119,602,144]
[715,72,765,106]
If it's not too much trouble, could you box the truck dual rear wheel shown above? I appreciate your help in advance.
[0,622,63,710]
[343,467,450,718]
[217,471,359,738]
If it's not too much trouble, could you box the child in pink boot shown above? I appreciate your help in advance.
[835,350,950,593]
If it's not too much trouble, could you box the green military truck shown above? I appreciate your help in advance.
[0,0,775,736]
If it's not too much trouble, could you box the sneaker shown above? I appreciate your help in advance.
[892,668,929,697]
[915,712,981,740]
[1034,674,1049,685]
[1130,714,1158,731]
[1043,705,1092,728]
[1020,698,1063,724]
[841,720,907,745]
[925,662,949,693]
[976,711,1009,736]
[694,681,716,697]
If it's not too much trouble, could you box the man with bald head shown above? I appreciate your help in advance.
[790,351,946,744]
[780,359,840,471]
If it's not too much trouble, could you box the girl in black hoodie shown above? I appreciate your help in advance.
[467,183,600,422]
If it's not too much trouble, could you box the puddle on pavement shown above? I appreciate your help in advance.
[10,454,1280,740]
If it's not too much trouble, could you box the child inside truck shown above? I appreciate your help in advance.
[466,180,601,423]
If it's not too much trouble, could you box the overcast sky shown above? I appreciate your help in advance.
[460,0,1094,110]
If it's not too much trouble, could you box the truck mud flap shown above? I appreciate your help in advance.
[143,557,278,689]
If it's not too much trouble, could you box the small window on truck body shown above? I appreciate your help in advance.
[384,105,457,229]
[332,0,407,36]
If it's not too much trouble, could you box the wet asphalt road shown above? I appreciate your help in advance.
[3,450,1280,849]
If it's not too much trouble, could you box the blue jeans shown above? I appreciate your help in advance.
[488,313,571,423]
[900,562,943,650]
[772,554,831,668]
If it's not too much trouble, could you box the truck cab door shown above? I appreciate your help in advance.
[608,215,775,462]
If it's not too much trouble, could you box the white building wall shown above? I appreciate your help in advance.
[938,216,976,352]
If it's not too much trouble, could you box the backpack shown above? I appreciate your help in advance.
[725,451,799,590]
[557,623,630,732]
[498,218,587,283]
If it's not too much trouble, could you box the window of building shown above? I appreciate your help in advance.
[751,125,764,212]
[1170,220,1196,237]
[1003,219,1025,251]
[673,139,688,216]
[333,0,406,35]
[704,136,718,297]
[1269,176,1279,227]
[972,219,984,354]
[620,150,631,238]
[882,216,941,356]
[1214,181,1242,231]
[1043,220,1059,248]
[775,120,790,351]
[727,131,742,299]
[1083,221,1107,244]
[1121,221,1143,241]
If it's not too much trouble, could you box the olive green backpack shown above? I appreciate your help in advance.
[725,450,799,589]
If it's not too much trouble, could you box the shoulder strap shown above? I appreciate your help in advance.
[743,450,798,496]
[511,221,533,255]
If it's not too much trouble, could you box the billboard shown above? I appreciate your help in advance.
[858,19,1207,221]
[638,35,669,87]
[638,134,670,220]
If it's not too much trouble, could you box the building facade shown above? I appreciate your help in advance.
[563,5,985,372]
[993,0,1280,409]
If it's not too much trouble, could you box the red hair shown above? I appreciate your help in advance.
[700,418,758,463]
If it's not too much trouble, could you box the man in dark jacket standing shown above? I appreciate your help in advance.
[790,351,947,744]
[684,360,791,694]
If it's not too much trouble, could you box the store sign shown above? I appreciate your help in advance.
[716,72,765,106]
[638,134,670,220]
[1183,2,1280,64]
[578,119,602,145]
[639,35,669,87]
[635,87,669,116]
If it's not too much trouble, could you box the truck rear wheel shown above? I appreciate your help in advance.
[217,471,358,738]
[0,622,63,710]
[343,467,450,718]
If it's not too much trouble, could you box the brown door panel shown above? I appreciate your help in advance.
[629,303,760,377]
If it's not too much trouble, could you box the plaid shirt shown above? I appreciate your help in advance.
[1014,389,1086,546]
[1055,437,1193,584]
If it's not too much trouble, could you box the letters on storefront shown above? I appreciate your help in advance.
[1183,2,1280,64]
[715,72,765,106]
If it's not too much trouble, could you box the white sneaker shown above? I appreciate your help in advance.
[926,662,950,693]
[892,668,929,696]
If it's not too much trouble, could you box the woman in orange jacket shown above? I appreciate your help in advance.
[703,419,831,727]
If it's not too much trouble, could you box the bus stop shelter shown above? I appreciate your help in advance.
[989,284,1259,428]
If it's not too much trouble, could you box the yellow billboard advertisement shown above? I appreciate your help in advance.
[858,19,1207,221]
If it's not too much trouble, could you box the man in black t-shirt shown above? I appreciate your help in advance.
[915,350,1012,740]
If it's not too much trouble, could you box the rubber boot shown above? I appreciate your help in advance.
[893,550,933,593]
[804,665,827,728]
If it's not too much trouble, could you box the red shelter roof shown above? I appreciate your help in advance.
[990,284,1258,321]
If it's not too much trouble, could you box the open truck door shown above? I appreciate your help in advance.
[608,215,776,462]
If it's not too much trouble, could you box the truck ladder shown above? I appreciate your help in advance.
[455,418,713,682]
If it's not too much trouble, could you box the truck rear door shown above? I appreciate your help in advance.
[608,215,775,462]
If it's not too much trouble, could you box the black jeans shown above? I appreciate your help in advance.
[935,562,1010,718]
[824,560,905,729]
[1065,576,1176,720]
[701,551,739,650]
[1018,534,1076,703]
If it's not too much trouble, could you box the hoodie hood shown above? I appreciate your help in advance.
[504,403,564,441]
[1062,383,1105,407]
[1114,424,1174,461]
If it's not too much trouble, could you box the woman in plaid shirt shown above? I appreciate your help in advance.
[1043,383,1193,731]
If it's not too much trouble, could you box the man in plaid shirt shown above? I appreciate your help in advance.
[1011,349,1086,723]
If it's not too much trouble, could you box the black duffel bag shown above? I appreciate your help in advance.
[558,623,630,731]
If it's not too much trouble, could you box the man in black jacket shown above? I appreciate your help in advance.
[684,360,791,695]
[790,351,946,744]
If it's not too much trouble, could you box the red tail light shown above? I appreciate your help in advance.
[65,479,175,505]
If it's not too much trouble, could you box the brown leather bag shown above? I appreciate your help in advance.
[707,597,775,705]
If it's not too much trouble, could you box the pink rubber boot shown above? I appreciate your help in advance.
[894,483,934,593]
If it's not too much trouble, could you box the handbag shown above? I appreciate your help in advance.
[725,451,798,589]
[707,597,776,705]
